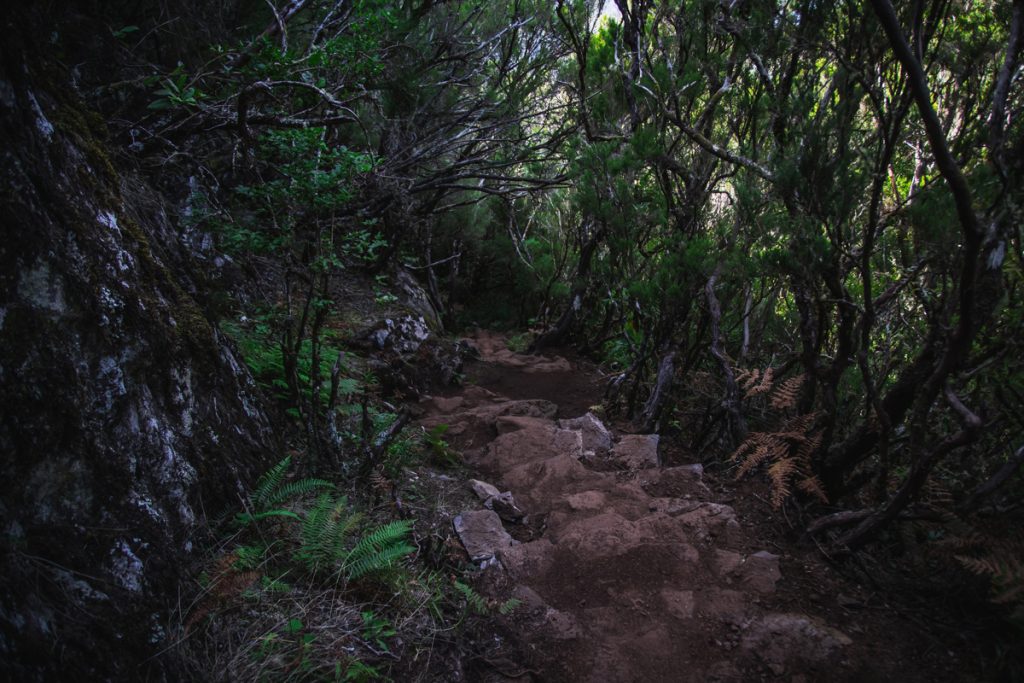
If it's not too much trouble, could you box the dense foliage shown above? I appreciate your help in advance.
[529,0,1024,555]
[110,0,1022,674]
[134,0,1023,565]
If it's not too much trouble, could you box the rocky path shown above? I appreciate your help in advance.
[419,333,857,682]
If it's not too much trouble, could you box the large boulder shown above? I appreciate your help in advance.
[0,36,276,680]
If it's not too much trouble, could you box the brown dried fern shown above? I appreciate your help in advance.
[921,477,954,510]
[935,530,987,552]
[796,475,829,503]
[736,368,759,391]
[744,367,775,398]
[768,458,796,507]
[370,469,393,494]
[185,554,260,633]
[734,435,785,478]
[731,412,826,508]
[770,374,805,410]
[957,552,1024,605]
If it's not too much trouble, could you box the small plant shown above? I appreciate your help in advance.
[505,331,532,353]
[360,611,396,652]
[110,24,139,39]
[955,535,1024,609]
[423,424,458,467]
[453,581,521,616]
[148,64,205,110]
[336,659,383,682]
[731,413,828,508]
[236,455,335,526]
[233,543,269,570]
[296,493,364,574]
[343,519,415,580]
[372,274,399,305]
[294,491,415,580]
[254,618,316,672]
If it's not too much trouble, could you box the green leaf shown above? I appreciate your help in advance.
[111,25,139,39]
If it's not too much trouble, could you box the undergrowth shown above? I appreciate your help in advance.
[178,452,514,681]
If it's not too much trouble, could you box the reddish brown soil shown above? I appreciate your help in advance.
[422,332,983,683]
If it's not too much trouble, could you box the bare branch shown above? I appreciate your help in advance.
[664,111,775,182]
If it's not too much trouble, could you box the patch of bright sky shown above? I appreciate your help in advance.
[596,0,621,28]
[601,0,622,20]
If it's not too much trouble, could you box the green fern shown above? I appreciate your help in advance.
[235,508,302,526]
[453,580,520,615]
[498,597,522,615]
[266,478,335,506]
[343,520,415,580]
[296,493,362,573]
[260,574,292,593]
[233,543,269,570]
[453,580,490,615]
[253,456,292,508]
[251,455,335,511]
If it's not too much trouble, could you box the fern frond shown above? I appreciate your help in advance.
[730,437,757,462]
[738,368,759,391]
[957,554,1024,605]
[498,597,522,615]
[253,456,292,508]
[454,580,490,615]
[767,458,796,508]
[797,476,829,504]
[358,519,413,551]
[297,494,361,572]
[770,374,805,410]
[370,470,393,493]
[735,441,778,478]
[343,520,414,580]
[745,367,775,397]
[794,428,822,464]
[732,412,824,509]
[936,530,987,551]
[734,432,788,478]
[783,412,816,435]
[347,542,416,580]
[265,478,335,507]
[921,478,954,509]
[235,508,303,526]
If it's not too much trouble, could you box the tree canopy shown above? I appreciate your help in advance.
[124,0,1022,600]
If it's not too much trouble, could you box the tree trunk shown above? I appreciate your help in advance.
[529,224,603,352]
[706,269,747,448]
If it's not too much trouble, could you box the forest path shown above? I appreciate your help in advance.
[417,332,912,682]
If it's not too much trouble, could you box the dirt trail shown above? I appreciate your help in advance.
[417,333,922,682]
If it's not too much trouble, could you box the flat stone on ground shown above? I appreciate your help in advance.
[454,509,513,561]
[610,433,660,469]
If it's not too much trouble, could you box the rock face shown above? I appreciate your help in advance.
[0,36,276,679]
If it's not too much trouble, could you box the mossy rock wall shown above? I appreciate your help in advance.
[0,30,277,681]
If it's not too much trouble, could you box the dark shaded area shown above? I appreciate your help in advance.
[462,359,600,419]
[0,7,277,679]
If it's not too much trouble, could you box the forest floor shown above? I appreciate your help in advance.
[416,331,983,682]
